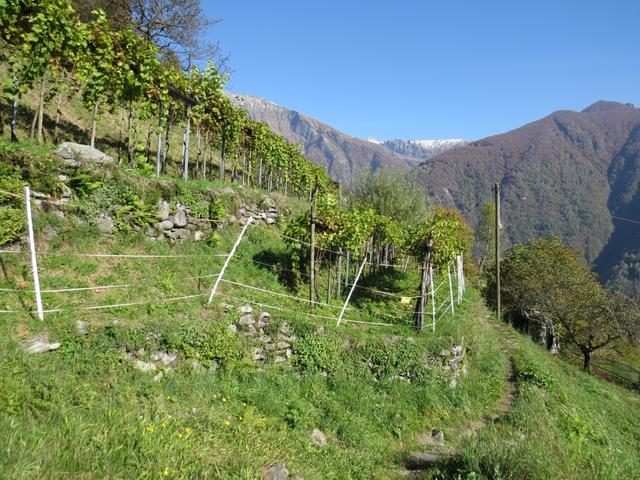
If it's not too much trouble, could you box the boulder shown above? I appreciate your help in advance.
[194,231,205,241]
[55,142,114,167]
[167,229,190,241]
[265,462,289,480]
[23,332,61,354]
[156,220,173,231]
[310,428,327,447]
[75,320,89,335]
[133,360,157,373]
[173,210,188,227]
[157,200,171,220]
[97,213,115,234]
[239,305,253,315]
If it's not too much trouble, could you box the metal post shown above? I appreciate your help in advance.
[337,257,367,326]
[495,183,501,320]
[207,217,253,303]
[24,186,43,320]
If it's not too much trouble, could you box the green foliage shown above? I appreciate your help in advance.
[516,364,556,389]
[409,206,473,268]
[67,172,102,197]
[204,232,220,249]
[292,331,342,374]
[486,237,640,367]
[164,321,242,367]
[0,207,25,246]
[349,168,430,225]
[357,338,435,383]
[0,163,23,205]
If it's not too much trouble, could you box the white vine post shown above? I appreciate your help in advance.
[337,257,367,326]
[24,186,44,320]
[448,264,455,318]
[456,254,465,304]
[429,265,436,332]
[207,217,253,304]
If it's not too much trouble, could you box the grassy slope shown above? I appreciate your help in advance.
[0,141,638,479]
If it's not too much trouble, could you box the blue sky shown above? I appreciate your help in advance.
[204,0,640,141]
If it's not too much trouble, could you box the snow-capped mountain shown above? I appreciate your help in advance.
[371,138,469,160]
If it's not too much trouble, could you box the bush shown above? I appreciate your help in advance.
[516,364,555,389]
[293,332,342,374]
[357,338,428,382]
[164,321,242,367]
[0,207,25,246]
[0,163,23,206]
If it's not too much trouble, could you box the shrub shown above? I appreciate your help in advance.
[164,321,242,367]
[516,364,555,389]
[0,163,23,206]
[357,338,425,381]
[0,207,25,246]
[292,332,342,374]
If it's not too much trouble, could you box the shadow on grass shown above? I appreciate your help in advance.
[252,249,299,291]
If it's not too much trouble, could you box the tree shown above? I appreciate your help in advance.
[349,168,430,225]
[71,0,131,29]
[115,0,225,69]
[487,237,640,370]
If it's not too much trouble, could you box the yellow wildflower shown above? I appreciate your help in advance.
[163,467,170,476]
[222,397,227,403]
[146,426,154,433]
[177,433,183,439]
[238,416,243,421]
[184,426,192,433]
[224,420,232,427]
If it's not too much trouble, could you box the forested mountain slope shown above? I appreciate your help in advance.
[413,101,640,290]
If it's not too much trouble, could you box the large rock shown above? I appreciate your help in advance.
[97,213,115,234]
[310,428,327,447]
[265,462,289,480]
[55,142,114,167]
[173,210,188,227]
[23,332,61,354]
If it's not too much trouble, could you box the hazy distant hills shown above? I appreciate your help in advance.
[414,100,640,290]
[228,93,464,184]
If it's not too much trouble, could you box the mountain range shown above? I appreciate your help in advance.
[228,93,465,184]
[230,93,640,293]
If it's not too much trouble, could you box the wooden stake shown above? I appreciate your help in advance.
[183,104,191,180]
[24,186,43,321]
[495,182,501,320]
[207,217,253,304]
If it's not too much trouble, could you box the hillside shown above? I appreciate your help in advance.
[412,101,640,290]
[228,93,422,184]
[1,140,639,479]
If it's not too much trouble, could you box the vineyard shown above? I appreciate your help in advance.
[0,1,332,196]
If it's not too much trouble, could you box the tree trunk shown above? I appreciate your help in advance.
[36,79,46,144]
[413,237,433,331]
[53,91,64,145]
[220,135,226,182]
[258,157,263,187]
[583,350,592,372]
[10,78,18,142]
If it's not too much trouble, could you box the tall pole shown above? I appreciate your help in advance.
[24,186,44,321]
[309,179,318,308]
[495,182,501,320]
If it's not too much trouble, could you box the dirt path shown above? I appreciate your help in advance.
[401,312,519,476]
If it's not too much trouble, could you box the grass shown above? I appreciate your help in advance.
[1,140,639,479]
[423,321,640,480]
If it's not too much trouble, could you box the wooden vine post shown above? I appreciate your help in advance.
[495,182,501,320]
[309,179,318,308]
[413,234,433,331]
